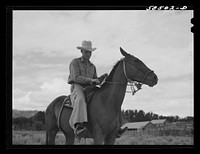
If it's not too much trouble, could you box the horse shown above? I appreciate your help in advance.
[45,47,158,145]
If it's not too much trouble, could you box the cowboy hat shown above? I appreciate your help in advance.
[77,40,97,52]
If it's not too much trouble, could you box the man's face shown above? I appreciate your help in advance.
[81,50,92,60]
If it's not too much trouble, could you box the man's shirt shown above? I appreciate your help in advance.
[68,57,97,84]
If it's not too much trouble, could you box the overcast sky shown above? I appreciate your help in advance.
[13,10,193,118]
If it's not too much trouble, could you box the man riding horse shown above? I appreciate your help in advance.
[45,44,158,144]
[68,40,125,137]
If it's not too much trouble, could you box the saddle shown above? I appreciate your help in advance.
[58,86,100,129]
[63,85,100,109]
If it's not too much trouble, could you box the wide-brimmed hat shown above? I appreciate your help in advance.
[77,40,97,52]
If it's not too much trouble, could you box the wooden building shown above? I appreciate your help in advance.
[151,119,167,127]
[121,121,158,136]
[121,119,193,136]
[121,119,168,136]
[122,121,152,131]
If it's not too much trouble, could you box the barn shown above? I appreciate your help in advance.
[121,119,193,136]
[151,119,167,127]
[121,121,158,135]
[121,121,151,131]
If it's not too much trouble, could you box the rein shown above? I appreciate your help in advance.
[105,59,153,95]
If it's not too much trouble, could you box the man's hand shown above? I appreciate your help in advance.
[97,73,108,85]
[90,79,100,85]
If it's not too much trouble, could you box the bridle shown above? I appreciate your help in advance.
[123,59,154,95]
[105,58,154,95]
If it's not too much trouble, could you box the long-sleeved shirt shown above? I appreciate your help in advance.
[68,57,97,85]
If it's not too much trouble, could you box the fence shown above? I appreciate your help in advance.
[126,123,193,137]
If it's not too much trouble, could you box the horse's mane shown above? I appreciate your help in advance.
[106,59,123,82]
[100,58,124,87]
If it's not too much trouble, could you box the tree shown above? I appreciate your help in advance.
[145,111,153,121]
[32,111,45,123]
[136,110,145,122]
[121,109,193,124]
[33,121,44,131]
[128,110,134,122]
[152,113,159,120]
[174,115,180,122]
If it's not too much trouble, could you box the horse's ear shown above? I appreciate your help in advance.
[120,47,129,57]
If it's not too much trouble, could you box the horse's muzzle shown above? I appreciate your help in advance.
[149,74,158,87]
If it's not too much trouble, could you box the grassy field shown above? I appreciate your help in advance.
[12,130,193,145]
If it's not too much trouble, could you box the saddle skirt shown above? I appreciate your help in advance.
[63,95,72,108]
[57,86,100,130]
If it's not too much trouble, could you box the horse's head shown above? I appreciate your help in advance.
[120,47,158,87]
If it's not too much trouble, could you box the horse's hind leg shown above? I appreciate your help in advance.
[63,132,75,145]
[46,108,59,145]
[47,129,58,145]
[60,107,75,145]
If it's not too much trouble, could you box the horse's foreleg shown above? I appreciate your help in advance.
[93,135,105,145]
[104,133,117,145]
[93,125,105,145]
[104,126,118,145]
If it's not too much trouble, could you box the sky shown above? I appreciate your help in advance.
[12,10,193,118]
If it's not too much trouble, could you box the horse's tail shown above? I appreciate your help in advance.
[45,110,48,145]
[45,130,48,145]
[45,102,51,145]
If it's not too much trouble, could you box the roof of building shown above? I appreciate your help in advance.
[121,121,151,129]
[151,119,166,124]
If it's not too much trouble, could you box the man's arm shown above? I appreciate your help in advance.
[93,66,98,79]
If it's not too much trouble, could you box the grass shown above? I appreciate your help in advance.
[115,132,193,145]
[13,131,46,145]
[12,130,193,145]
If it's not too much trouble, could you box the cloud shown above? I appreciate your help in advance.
[40,77,69,94]
[121,69,193,117]
[12,10,193,117]
[13,90,49,110]
[13,77,71,110]
[13,91,32,110]
[122,93,193,118]
[13,51,71,110]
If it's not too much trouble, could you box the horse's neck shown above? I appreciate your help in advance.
[104,62,127,110]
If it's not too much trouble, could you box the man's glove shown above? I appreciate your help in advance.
[90,79,100,85]
[97,73,108,84]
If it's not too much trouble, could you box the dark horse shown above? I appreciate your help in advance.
[45,47,158,145]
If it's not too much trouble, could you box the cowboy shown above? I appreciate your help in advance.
[68,40,107,136]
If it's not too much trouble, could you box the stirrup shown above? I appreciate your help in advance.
[74,126,87,136]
